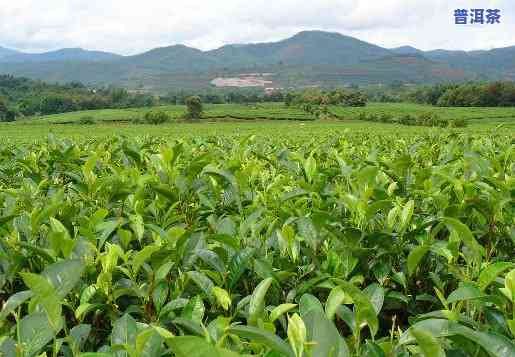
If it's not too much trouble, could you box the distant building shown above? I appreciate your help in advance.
[264,87,283,95]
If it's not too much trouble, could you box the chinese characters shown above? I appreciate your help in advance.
[454,9,501,25]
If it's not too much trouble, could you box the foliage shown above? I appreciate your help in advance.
[78,116,96,125]
[0,96,16,122]
[407,82,515,107]
[349,111,468,127]
[0,130,513,356]
[2,31,514,90]
[0,75,157,118]
[25,102,515,129]
[141,110,172,125]
[286,89,367,119]
[184,96,203,119]
[162,88,285,105]
[287,89,367,108]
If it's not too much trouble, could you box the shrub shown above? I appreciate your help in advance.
[367,113,379,122]
[397,114,413,125]
[450,118,467,128]
[131,116,142,124]
[0,110,16,122]
[185,96,203,119]
[357,112,367,121]
[343,91,367,107]
[78,116,96,125]
[0,134,513,356]
[142,110,171,124]
[0,97,16,122]
[416,112,446,127]
[379,113,393,123]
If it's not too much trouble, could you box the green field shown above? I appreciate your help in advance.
[0,103,514,356]
[328,103,515,126]
[19,102,515,126]
[22,103,317,124]
[1,102,513,145]
[0,121,472,144]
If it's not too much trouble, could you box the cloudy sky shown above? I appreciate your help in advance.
[0,0,513,55]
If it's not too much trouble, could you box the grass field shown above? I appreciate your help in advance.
[328,102,515,126]
[20,102,515,126]
[1,119,512,145]
[22,103,317,124]
[2,102,513,144]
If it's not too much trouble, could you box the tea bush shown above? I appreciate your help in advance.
[0,132,513,356]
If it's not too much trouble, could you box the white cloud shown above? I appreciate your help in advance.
[0,0,513,54]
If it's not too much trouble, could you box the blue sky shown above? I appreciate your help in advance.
[0,0,513,55]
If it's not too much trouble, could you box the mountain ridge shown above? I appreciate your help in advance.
[0,47,121,63]
[3,30,512,59]
[0,46,20,59]
[0,30,513,91]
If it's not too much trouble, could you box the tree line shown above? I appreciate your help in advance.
[285,88,367,107]
[0,75,289,121]
[2,74,514,122]
[161,88,285,105]
[0,75,158,121]
[407,81,515,107]
[284,89,367,118]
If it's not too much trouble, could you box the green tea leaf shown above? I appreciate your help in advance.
[111,314,138,357]
[167,336,240,357]
[325,286,348,321]
[339,281,379,336]
[300,294,350,357]
[408,245,430,277]
[0,290,33,321]
[447,283,483,304]
[18,313,58,357]
[442,217,484,259]
[478,262,514,291]
[410,327,446,357]
[248,278,273,326]
[287,314,306,357]
[270,303,297,323]
[212,287,231,311]
[228,325,294,357]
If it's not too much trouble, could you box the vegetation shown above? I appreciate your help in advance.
[78,116,96,125]
[202,104,315,121]
[0,96,16,122]
[0,115,512,145]
[162,88,285,105]
[2,31,514,91]
[25,103,320,124]
[286,89,367,108]
[0,130,513,356]
[0,75,288,121]
[1,29,514,357]
[0,75,286,120]
[349,112,467,128]
[327,102,515,127]
[285,89,367,119]
[184,96,203,119]
[407,82,515,107]
[11,103,514,133]
[140,110,172,125]
[0,75,157,118]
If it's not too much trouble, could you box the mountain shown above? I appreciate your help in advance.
[0,46,20,59]
[0,31,513,91]
[120,45,217,72]
[424,46,515,79]
[0,48,121,63]
[390,46,424,56]
[207,31,392,67]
